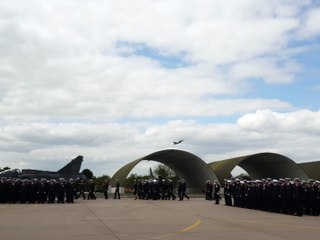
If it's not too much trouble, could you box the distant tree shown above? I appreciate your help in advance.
[82,169,94,179]
[94,175,111,185]
[153,164,180,187]
[123,173,137,188]
[153,164,176,179]
[123,173,150,189]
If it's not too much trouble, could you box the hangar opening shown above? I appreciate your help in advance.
[110,149,219,193]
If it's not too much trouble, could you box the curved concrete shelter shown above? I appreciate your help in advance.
[111,151,312,192]
[110,149,219,192]
[298,161,320,180]
[208,152,309,184]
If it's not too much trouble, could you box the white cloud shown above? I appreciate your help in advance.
[237,109,320,133]
[0,1,319,176]
[1,109,320,176]
[298,7,320,39]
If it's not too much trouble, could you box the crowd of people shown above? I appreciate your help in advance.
[223,178,320,217]
[132,178,189,201]
[0,178,97,204]
[205,180,221,204]
[2,175,320,218]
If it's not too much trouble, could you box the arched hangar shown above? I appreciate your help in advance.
[208,152,309,184]
[298,161,320,180]
[110,149,219,193]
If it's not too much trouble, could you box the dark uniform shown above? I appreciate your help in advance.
[178,179,189,201]
[114,180,120,199]
[103,180,109,199]
[213,181,221,204]
[224,180,233,206]
[166,179,176,200]
[87,180,96,200]
[205,180,213,201]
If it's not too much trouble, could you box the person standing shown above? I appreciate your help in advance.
[224,180,232,206]
[213,180,221,204]
[57,179,65,203]
[114,179,120,199]
[205,180,213,201]
[103,179,109,199]
[133,179,138,200]
[65,179,75,203]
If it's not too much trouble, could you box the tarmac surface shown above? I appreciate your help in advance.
[0,197,319,240]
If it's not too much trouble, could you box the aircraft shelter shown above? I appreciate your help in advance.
[110,150,315,193]
[208,152,309,184]
[110,149,218,192]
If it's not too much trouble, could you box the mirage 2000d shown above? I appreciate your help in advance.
[0,155,86,180]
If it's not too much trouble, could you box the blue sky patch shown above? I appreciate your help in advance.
[116,41,189,69]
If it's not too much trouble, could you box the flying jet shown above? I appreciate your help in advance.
[173,139,184,145]
[0,155,86,180]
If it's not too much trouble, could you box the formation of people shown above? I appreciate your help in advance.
[0,177,97,204]
[205,180,221,204]
[132,178,189,201]
[223,178,320,217]
[2,175,319,218]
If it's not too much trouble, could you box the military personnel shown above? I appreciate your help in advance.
[57,179,66,203]
[114,179,120,199]
[205,180,213,201]
[311,180,320,216]
[166,179,176,200]
[213,180,221,204]
[65,179,75,203]
[87,179,96,200]
[76,179,86,200]
[160,179,168,200]
[178,179,189,201]
[38,179,47,203]
[103,179,109,199]
[138,179,145,199]
[48,179,57,203]
[224,179,233,206]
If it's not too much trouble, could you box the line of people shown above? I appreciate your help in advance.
[132,178,189,201]
[0,177,97,204]
[205,180,221,204]
[223,178,320,217]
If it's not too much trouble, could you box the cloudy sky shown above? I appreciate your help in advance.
[0,0,320,177]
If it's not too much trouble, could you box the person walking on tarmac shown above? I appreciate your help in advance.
[87,179,96,200]
[166,179,176,200]
[179,179,190,201]
[76,179,86,200]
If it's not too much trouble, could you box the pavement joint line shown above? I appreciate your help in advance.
[84,201,121,240]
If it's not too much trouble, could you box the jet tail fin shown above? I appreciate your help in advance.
[58,155,83,174]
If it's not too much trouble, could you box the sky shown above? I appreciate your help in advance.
[0,0,320,177]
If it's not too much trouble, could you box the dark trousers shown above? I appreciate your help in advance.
[114,190,120,199]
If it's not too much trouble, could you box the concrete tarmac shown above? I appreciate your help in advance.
[0,198,319,240]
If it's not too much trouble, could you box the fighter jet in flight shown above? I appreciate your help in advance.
[173,139,184,145]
